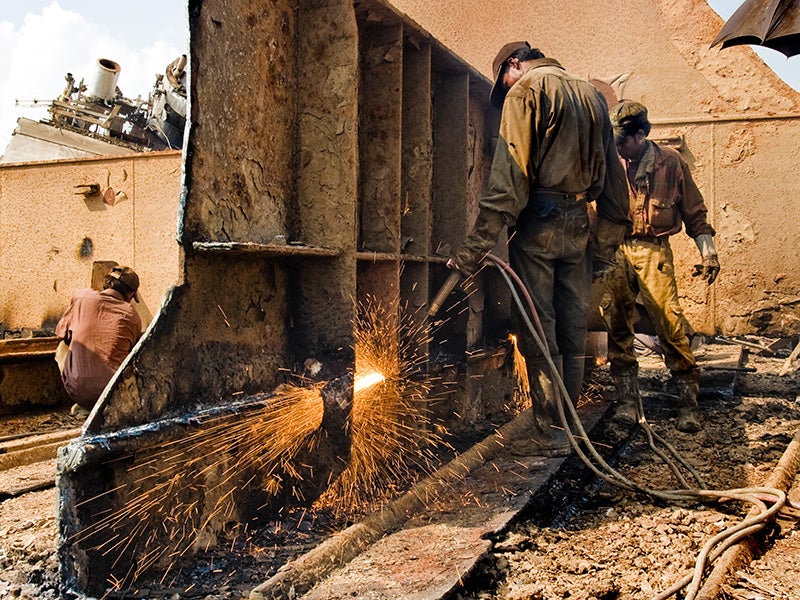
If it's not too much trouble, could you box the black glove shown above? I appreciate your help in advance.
[451,209,507,276]
[452,246,484,276]
[592,248,618,282]
[692,254,720,284]
[591,220,626,282]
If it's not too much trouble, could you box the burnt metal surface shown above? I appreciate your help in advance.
[56,0,501,594]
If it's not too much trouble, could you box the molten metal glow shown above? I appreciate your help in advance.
[74,294,450,592]
[508,332,532,414]
[354,370,385,393]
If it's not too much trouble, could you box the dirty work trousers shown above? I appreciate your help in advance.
[509,195,591,363]
[601,237,697,374]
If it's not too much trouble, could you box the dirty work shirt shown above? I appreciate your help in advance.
[602,140,716,374]
[624,140,715,240]
[56,288,142,407]
[467,58,630,359]
[478,57,630,251]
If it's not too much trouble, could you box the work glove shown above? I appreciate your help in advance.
[692,254,720,284]
[450,208,508,276]
[692,234,720,284]
[592,250,617,282]
[591,219,627,282]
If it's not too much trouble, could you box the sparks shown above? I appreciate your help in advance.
[507,332,532,414]
[354,370,385,393]
[73,293,453,592]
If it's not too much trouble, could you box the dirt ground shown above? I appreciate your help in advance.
[1,342,798,600]
[461,347,800,600]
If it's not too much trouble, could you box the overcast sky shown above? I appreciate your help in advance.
[0,1,797,150]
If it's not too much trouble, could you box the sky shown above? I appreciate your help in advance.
[0,1,798,149]
[0,1,188,148]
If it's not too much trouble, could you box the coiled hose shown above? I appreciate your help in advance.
[478,253,787,600]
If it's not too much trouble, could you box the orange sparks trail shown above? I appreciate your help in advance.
[507,333,532,414]
[317,294,445,516]
[354,370,386,392]
[74,383,327,592]
[76,294,448,593]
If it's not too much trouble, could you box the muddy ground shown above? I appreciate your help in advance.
[0,341,798,600]
[461,347,800,600]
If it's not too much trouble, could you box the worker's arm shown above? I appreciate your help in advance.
[55,299,75,345]
[692,233,720,284]
[674,153,719,284]
[451,93,535,275]
[591,128,631,280]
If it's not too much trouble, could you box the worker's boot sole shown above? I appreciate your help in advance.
[676,410,701,433]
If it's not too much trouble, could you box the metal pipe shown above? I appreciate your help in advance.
[712,336,774,354]
[651,113,800,126]
[427,270,461,317]
[88,58,121,102]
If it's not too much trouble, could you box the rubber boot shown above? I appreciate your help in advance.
[509,355,571,457]
[609,363,641,428]
[673,369,701,433]
[562,354,586,406]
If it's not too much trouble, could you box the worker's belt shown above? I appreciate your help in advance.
[626,235,670,271]
[525,188,588,219]
[532,188,588,202]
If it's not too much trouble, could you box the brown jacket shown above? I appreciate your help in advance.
[624,140,715,239]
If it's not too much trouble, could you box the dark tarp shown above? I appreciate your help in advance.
[712,0,800,57]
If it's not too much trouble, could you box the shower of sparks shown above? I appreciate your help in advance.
[71,383,326,594]
[72,295,449,594]
[505,333,532,415]
[316,294,446,516]
[578,369,605,407]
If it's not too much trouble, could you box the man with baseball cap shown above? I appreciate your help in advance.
[448,41,630,456]
[56,264,143,415]
[601,99,719,434]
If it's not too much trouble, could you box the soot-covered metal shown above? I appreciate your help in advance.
[56,0,506,594]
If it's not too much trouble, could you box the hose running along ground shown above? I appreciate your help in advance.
[479,253,790,600]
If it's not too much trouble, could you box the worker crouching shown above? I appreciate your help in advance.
[55,266,143,415]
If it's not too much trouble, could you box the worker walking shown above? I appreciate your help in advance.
[602,100,720,434]
[56,265,143,415]
[449,42,630,456]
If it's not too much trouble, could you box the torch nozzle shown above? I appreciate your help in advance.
[428,270,462,317]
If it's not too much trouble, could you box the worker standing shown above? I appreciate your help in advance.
[448,42,630,456]
[56,266,143,415]
[602,100,720,433]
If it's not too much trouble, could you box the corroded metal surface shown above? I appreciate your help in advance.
[57,0,499,594]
